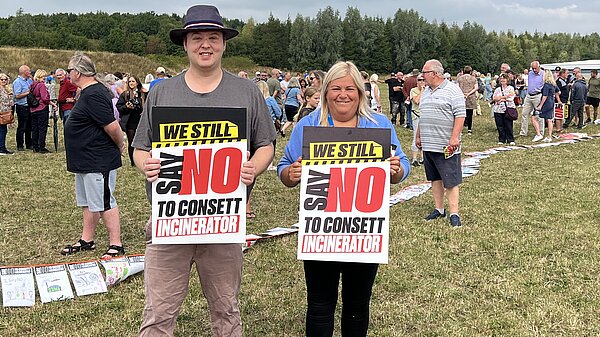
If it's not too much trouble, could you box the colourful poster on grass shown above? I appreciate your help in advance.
[67,261,107,296]
[100,258,129,286]
[151,107,247,244]
[1,267,35,307]
[34,265,74,303]
[297,127,391,264]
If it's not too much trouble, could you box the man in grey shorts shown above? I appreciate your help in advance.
[132,5,276,336]
[416,59,466,227]
[62,53,126,258]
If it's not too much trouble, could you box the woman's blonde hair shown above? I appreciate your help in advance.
[256,80,270,99]
[544,69,556,86]
[33,69,47,82]
[319,61,375,126]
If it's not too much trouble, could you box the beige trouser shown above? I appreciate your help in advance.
[520,93,545,136]
[139,240,243,337]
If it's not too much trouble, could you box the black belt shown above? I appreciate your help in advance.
[528,92,541,96]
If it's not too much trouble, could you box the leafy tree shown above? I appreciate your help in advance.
[252,14,289,68]
[341,7,365,66]
[288,15,316,71]
[102,27,125,53]
[314,6,343,70]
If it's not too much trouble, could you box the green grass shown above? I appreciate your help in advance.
[1,89,600,336]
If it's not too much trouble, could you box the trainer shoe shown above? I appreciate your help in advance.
[542,137,552,143]
[509,142,516,146]
[425,209,446,220]
[449,214,462,227]
[532,134,543,142]
[411,160,420,167]
[497,142,503,145]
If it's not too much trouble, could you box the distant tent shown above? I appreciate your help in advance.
[541,60,600,77]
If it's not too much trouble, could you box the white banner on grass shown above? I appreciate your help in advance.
[67,261,107,296]
[1,267,36,307]
[34,265,74,303]
[125,255,145,279]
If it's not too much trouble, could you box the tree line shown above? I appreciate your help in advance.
[2,7,599,74]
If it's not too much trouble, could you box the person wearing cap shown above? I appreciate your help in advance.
[148,66,167,91]
[132,5,276,337]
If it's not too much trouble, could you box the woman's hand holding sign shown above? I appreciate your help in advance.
[389,155,403,184]
[282,156,302,187]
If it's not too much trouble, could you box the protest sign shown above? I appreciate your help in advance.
[151,107,247,244]
[34,265,74,303]
[67,261,107,296]
[298,127,391,264]
[1,267,36,307]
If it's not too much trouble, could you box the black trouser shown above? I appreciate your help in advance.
[15,104,32,149]
[304,260,378,337]
[30,107,49,151]
[126,128,136,166]
[565,101,584,128]
[494,113,514,143]
[465,109,474,131]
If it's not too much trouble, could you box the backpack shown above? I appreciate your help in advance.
[27,83,40,107]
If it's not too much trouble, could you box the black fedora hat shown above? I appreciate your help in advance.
[169,5,239,45]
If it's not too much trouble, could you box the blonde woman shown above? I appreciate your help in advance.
[30,69,53,153]
[369,73,381,112]
[278,61,410,337]
[409,74,425,165]
[535,70,560,142]
[0,73,14,154]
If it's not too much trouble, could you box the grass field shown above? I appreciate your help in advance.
[1,90,600,337]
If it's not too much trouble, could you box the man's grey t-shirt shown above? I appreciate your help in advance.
[132,70,276,152]
[132,70,276,201]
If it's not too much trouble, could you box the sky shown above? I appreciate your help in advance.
[1,0,598,35]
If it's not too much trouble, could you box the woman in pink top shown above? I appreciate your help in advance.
[30,69,54,153]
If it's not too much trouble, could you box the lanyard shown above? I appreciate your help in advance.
[327,114,359,127]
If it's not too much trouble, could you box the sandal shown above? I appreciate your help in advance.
[101,244,125,259]
[246,211,256,219]
[61,239,96,255]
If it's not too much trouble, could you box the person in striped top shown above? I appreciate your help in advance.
[416,59,466,227]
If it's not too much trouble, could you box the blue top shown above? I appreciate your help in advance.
[13,76,33,106]
[149,77,165,91]
[527,70,544,95]
[265,96,282,122]
[277,109,410,182]
[539,82,558,119]
[284,87,301,107]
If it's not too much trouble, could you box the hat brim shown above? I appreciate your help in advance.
[170,27,239,45]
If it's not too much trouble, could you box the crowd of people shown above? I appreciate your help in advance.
[1,4,600,337]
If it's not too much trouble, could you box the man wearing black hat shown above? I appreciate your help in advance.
[132,5,276,337]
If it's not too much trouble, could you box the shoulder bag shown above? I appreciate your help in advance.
[501,87,518,120]
[0,109,14,125]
